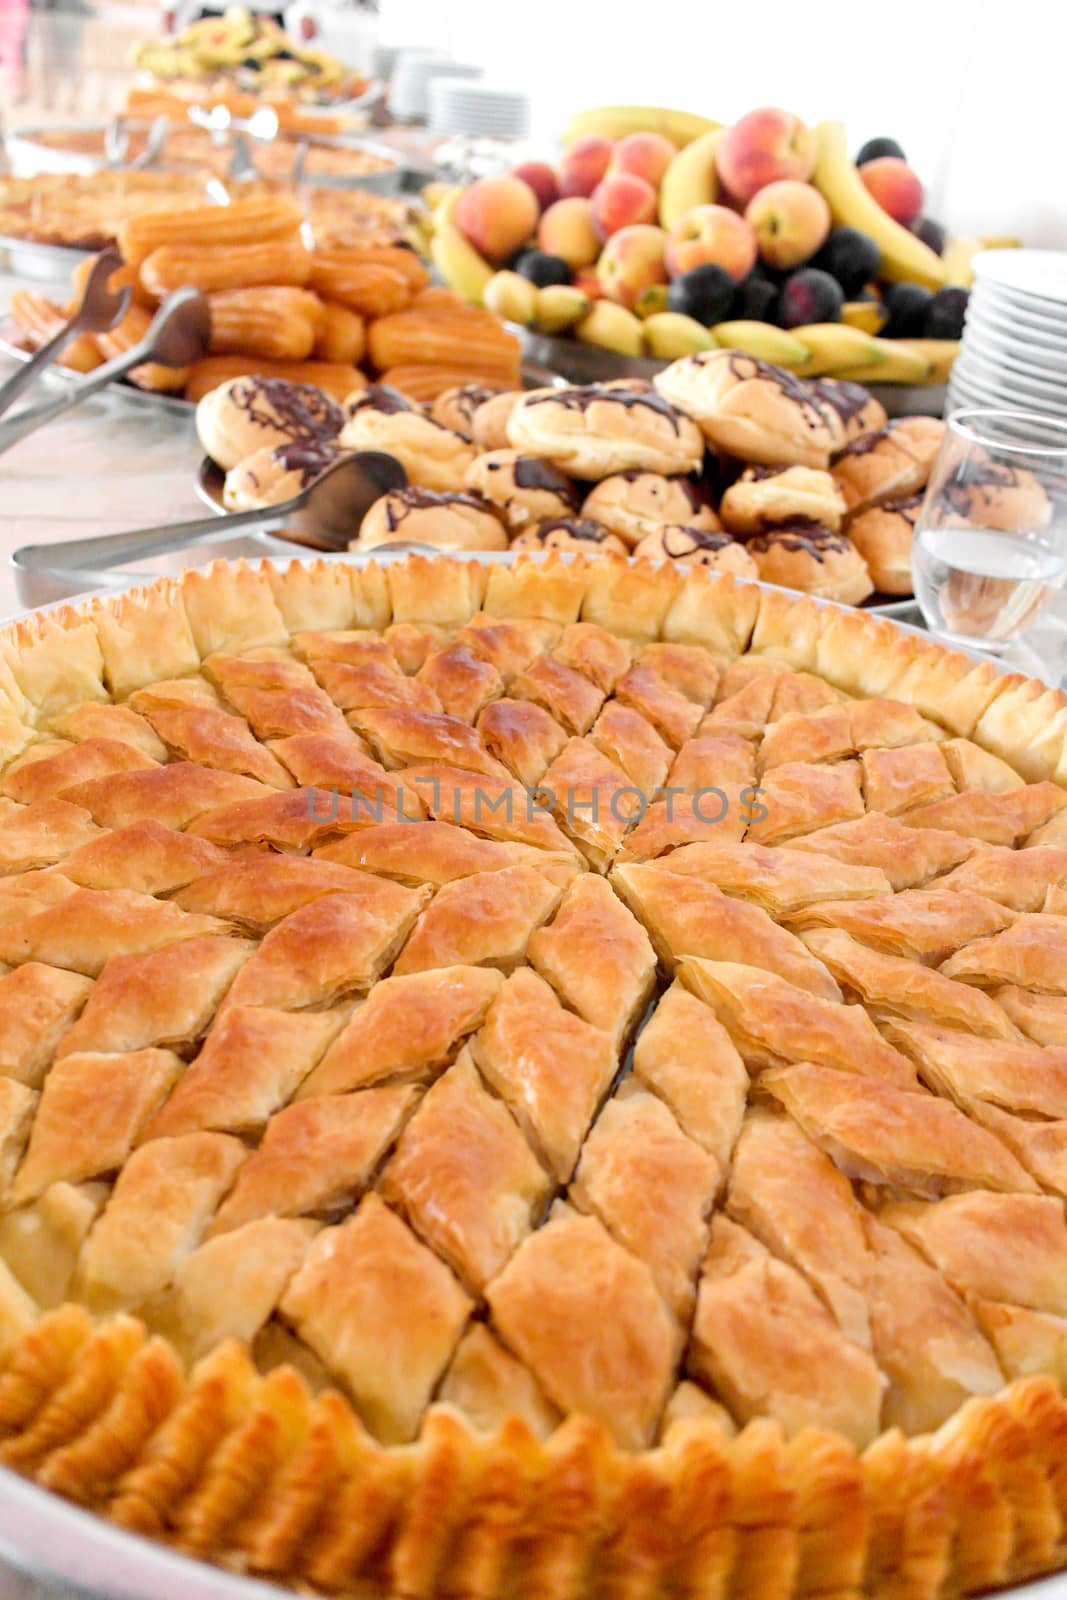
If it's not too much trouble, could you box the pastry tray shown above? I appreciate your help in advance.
[0,320,194,415]
[0,548,1061,1599]
[0,235,94,285]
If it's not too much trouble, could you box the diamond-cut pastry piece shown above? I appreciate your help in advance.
[223,885,429,1010]
[883,1193,1067,1316]
[403,765,578,855]
[210,1085,418,1235]
[316,821,568,889]
[487,1203,679,1450]
[646,840,890,916]
[678,958,917,1087]
[512,655,605,736]
[884,1019,1067,1120]
[57,935,253,1058]
[689,1215,884,1450]
[0,1180,105,1310]
[746,760,864,845]
[59,820,228,895]
[1,738,158,805]
[393,863,571,976]
[589,701,671,795]
[996,986,1067,1045]
[763,1063,1038,1197]
[570,1083,717,1321]
[758,706,853,772]
[300,966,502,1098]
[970,1299,1067,1383]
[615,663,703,748]
[456,613,562,680]
[203,652,347,739]
[279,1192,472,1444]
[416,642,503,723]
[790,888,1013,965]
[940,738,1026,794]
[78,1131,246,1310]
[268,733,421,824]
[703,673,778,740]
[617,731,757,860]
[476,698,567,787]
[0,963,91,1086]
[904,782,1067,845]
[554,622,634,695]
[940,914,1067,992]
[527,874,655,1043]
[0,888,227,977]
[61,762,267,830]
[10,1048,182,1204]
[0,871,77,926]
[0,799,101,874]
[861,742,954,815]
[768,669,845,720]
[0,1077,37,1197]
[380,1049,550,1292]
[133,703,293,789]
[292,630,397,670]
[310,659,441,717]
[632,981,747,1171]
[174,856,377,931]
[471,968,616,1180]
[354,707,508,781]
[49,702,167,763]
[800,927,1015,1037]
[935,845,1067,912]
[438,1322,560,1440]
[539,737,643,871]
[784,812,975,890]
[141,1005,347,1141]
[186,786,370,850]
[613,864,840,999]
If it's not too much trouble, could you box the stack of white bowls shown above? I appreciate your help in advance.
[427,81,532,141]
[948,249,1067,419]
[389,53,482,122]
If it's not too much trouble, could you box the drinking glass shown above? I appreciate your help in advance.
[911,408,1067,650]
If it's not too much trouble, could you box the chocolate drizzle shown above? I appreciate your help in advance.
[880,491,925,517]
[661,525,732,557]
[941,457,1022,516]
[724,353,832,432]
[232,376,342,442]
[749,520,850,562]
[511,457,581,503]
[811,379,873,426]
[382,487,490,532]
[269,439,339,487]
[834,426,892,460]
[351,382,413,416]
[523,383,682,435]
[533,517,611,544]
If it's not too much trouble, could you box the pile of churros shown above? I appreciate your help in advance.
[7,197,522,404]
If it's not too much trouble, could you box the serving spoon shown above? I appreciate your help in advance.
[0,247,131,420]
[0,288,211,458]
[12,450,409,589]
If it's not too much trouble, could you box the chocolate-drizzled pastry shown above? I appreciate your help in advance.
[510,516,629,555]
[430,383,506,436]
[848,493,924,596]
[653,349,844,469]
[223,438,342,512]
[466,449,580,531]
[580,471,720,548]
[340,385,477,492]
[810,379,887,443]
[747,520,874,606]
[196,375,344,471]
[471,389,525,451]
[507,382,704,480]
[832,419,941,520]
[929,453,1052,534]
[633,523,758,578]
[719,463,848,537]
[356,487,507,553]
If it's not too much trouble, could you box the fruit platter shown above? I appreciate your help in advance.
[427,105,1010,400]
[132,5,370,103]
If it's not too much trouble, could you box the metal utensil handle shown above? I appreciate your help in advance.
[13,498,297,573]
[0,338,166,457]
[0,321,83,420]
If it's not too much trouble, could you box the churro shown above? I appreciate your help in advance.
[118,197,304,268]
[92,302,188,393]
[139,233,313,297]
[312,245,428,295]
[8,290,101,374]
[313,301,366,365]
[185,354,364,404]
[207,287,323,362]
[306,258,412,319]
[368,309,521,380]
[380,366,513,404]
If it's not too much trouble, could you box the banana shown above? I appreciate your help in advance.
[813,122,948,290]
[429,223,493,306]
[634,284,670,319]
[979,234,1022,250]
[841,299,888,335]
[711,321,813,370]
[561,106,721,149]
[431,186,464,228]
[790,322,886,377]
[484,272,539,326]
[941,236,984,288]
[535,285,590,334]
[643,312,716,359]
[575,301,645,357]
[892,339,960,384]
[658,129,723,230]
[833,339,933,384]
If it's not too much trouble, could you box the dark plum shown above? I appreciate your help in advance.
[667,263,736,326]
[912,217,947,256]
[730,272,780,322]
[514,250,572,287]
[811,227,882,297]
[777,268,844,328]
[882,282,934,338]
[923,286,969,340]
[856,136,906,165]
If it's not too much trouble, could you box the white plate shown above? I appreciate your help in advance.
[970,286,1067,337]
[964,313,1067,372]
[955,349,1067,401]
[972,248,1067,306]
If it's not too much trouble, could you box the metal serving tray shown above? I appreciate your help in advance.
[0,547,1061,1594]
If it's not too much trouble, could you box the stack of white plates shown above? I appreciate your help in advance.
[948,249,1067,418]
[428,81,532,140]
[389,53,482,121]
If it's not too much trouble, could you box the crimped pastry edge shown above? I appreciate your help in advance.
[0,551,1065,1599]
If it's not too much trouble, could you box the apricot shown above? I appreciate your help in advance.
[609,131,677,189]
[558,135,614,199]
[666,204,757,282]
[745,180,830,269]
[590,172,658,240]
[455,175,540,264]
[860,157,924,226]
[511,160,559,212]
[538,197,601,269]
[597,223,669,309]
[716,108,816,204]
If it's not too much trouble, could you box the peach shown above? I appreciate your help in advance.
[591,172,658,239]
[716,108,816,204]
[455,175,540,263]
[573,265,604,301]
[558,134,614,199]
[538,197,601,268]
[745,180,830,269]
[596,223,669,309]
[860,157,924,226]
[609,131,678,189]
[665,203,757,282]
[510,160,559,213]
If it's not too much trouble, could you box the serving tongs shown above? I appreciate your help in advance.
[104,114,170,171]
[0,288,211,458]
[12,450,410,604]
[0,248,130,421]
